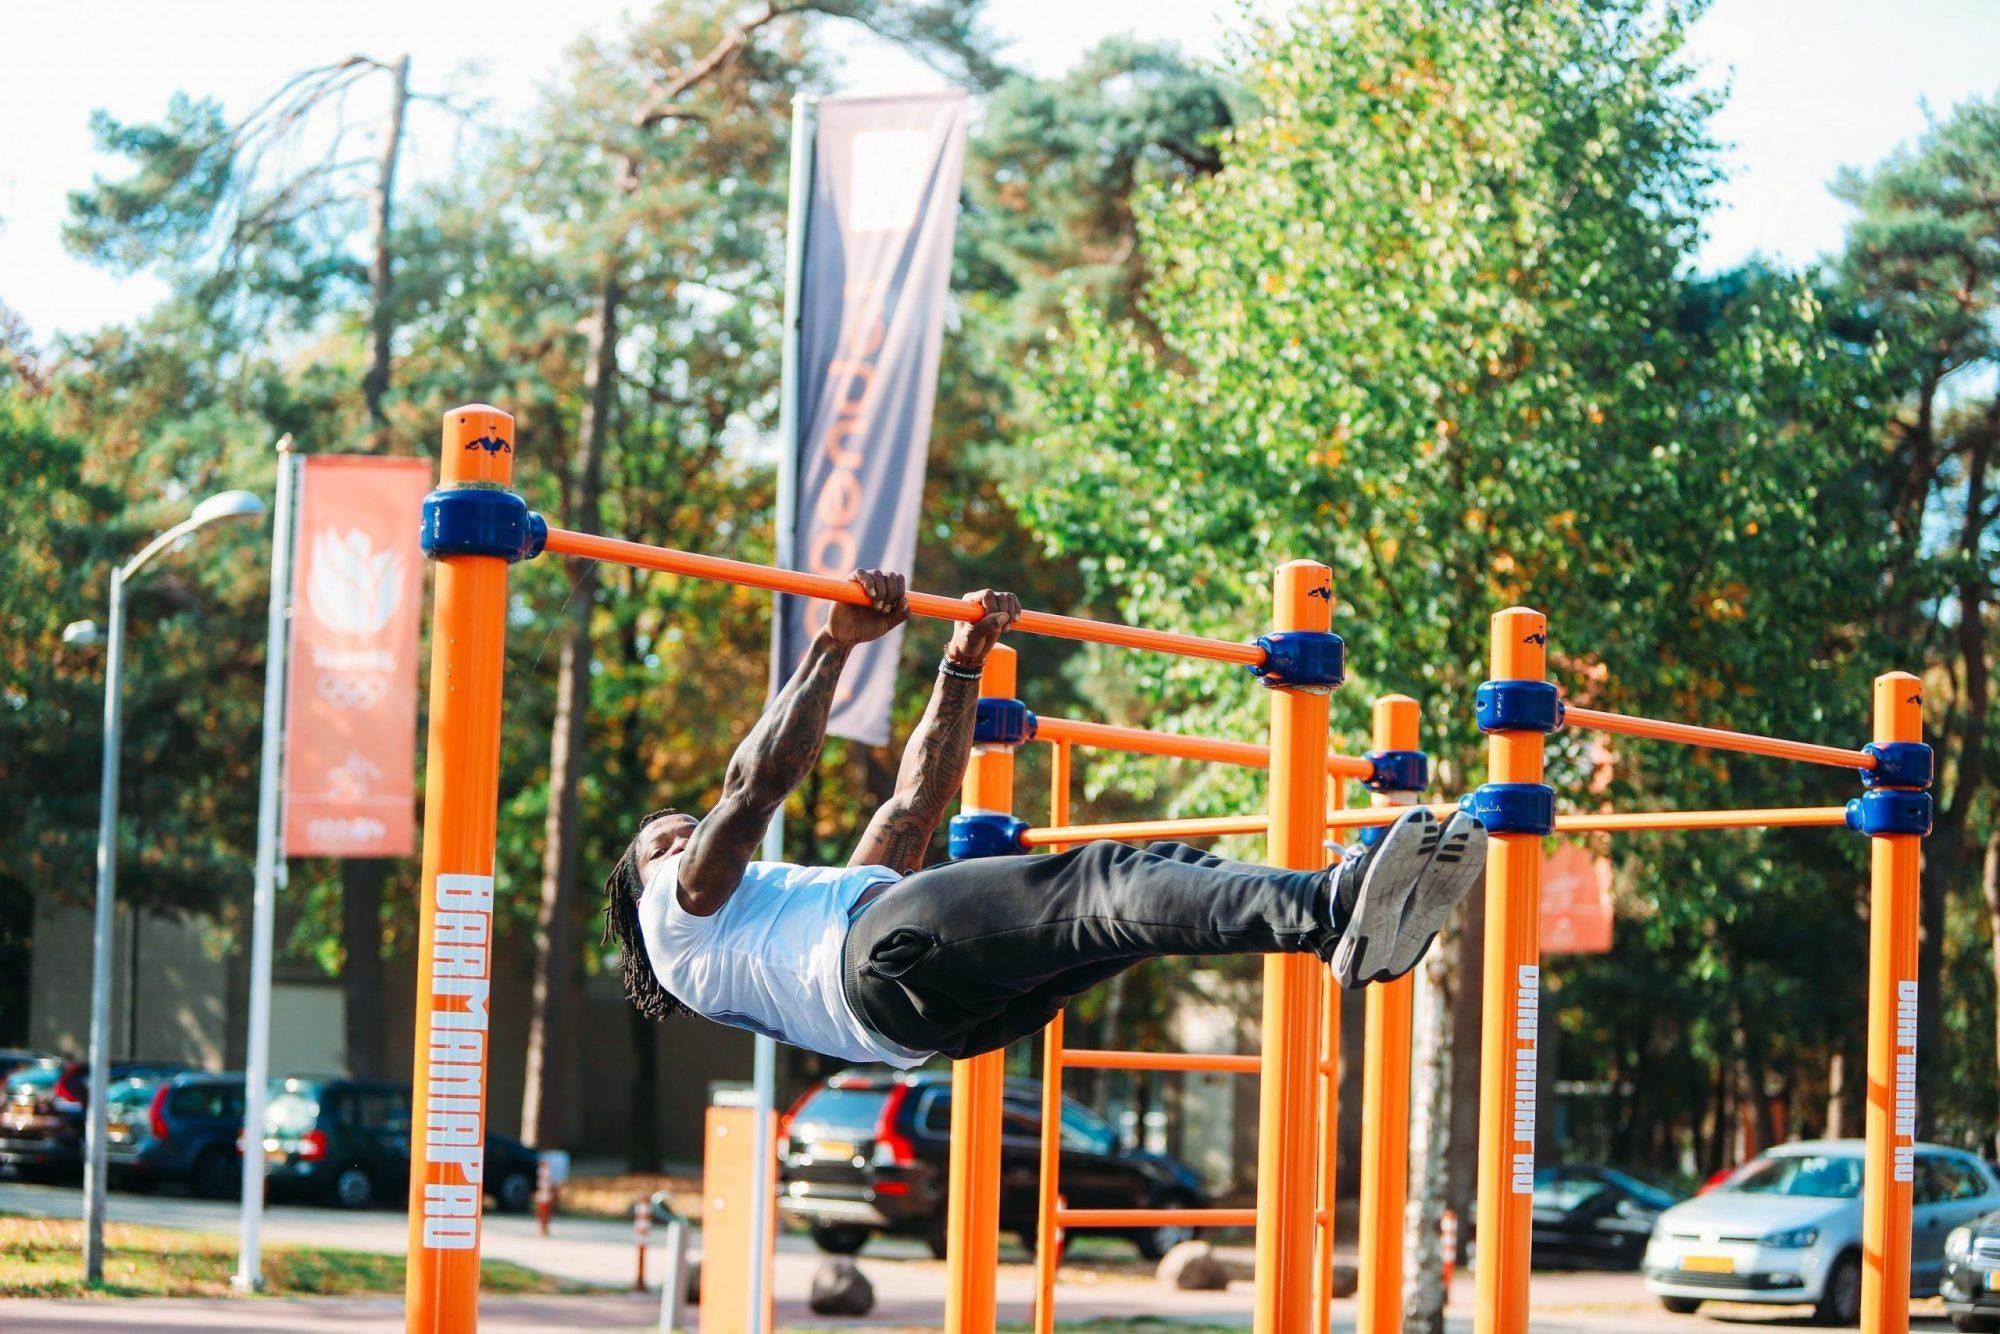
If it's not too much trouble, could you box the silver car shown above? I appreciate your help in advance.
[1643,1139,2000,1324]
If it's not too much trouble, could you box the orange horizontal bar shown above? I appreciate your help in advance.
[1033,714,1376,779]
[1563,704,1873,769]
[1020,815,1271,846]
[1062,1049,1262,1075]
[1021,801,1850,847]
[1056,1208,1258,1229]
[542,528,1268,667]
[1556,806,1850,832]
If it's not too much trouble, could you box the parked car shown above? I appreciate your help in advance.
[0,1058,190,1181]
[1643,1138,2000,1324]
[0,1050,50,1085]
[1532,1164,1681,1269]
[1941,1208,2000,1330]
[105,1071,246,1198]
[778,1067,1210,1261]
[260,1076,538,1213]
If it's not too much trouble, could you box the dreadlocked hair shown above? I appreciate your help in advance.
[603,808,694,1021]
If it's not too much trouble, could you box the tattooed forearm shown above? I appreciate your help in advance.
[850,667,983,873]
[678,632,850,913]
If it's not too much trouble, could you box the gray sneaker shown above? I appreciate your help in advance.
[1325,807,1441,988]
[1380,809,1487,982]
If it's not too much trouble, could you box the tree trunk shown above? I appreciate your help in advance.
[1402,918,1455,1334]
[339,53,411,1082]
[341,860,385,1076]
[1985,829,2000,1157]
[360,53,409,451]
[520,258,622,1150]
[1825,1049,1848,1141]
[1444,877,1485,1233]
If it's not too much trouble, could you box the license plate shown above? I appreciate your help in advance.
[1682,1254,1734,1275]
[107,1126,129,1142]
[1985,1270,2000,1292]
[813,1140,855,1160]
[266,1146,287,1164]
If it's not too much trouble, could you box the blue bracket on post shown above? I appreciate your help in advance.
[1468,783,1555,836]
[1475,680,1564,734]
[1860,741,1933,790]
[1364,750,1429,795]
[1846,790,1933,837]
[973,699,1037,748]
[948,812,1028,860]
[1248,631,1345,694]
[421,490,547,563]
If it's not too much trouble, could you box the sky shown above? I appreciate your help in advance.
[3,0,1998,345]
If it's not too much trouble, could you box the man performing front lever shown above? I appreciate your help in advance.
[604,569,1486,1067]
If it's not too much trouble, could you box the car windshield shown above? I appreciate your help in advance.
[105,1078,155,1113]
[1058,1103,1119,1155]
[1600,1167,1680,1210]
[1728,1153,1863,1199]
[6,1061,61,1096]
[792,1087,887,1137]
[265,1090,320,1133]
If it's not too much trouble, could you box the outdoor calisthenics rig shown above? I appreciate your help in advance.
[405,404,1931,1334]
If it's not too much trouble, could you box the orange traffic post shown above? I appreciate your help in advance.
[1032,738,1072,1334]
[1860,671,1925,1334]
[1474,607,1552,1334]
[945,645,1018,1334]
[1357,695,1422,1334]
[1313,775,1346,1334]
[405,405,521,1334]
[1252,560,1337,1334]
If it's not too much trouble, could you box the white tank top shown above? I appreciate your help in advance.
[639,853,930,1068]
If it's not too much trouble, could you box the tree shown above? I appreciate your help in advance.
[507,0,1004,1150]
[64,53,447,1078]
[1834,92,2000,1140]
[1008,1,1889,1313]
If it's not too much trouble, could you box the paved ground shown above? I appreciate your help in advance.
[0,1181,1961,1331]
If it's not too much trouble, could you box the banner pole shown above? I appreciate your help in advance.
[234,436,299,1290]
[748,92,818,1334]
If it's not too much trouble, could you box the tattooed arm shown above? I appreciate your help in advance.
[850,589,1021,874]
[677,569,909,916]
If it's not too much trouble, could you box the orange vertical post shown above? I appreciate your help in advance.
[1313,777,1346,1334]
[1473,607,1549,1334]
[1032,739,1072,1334]
[405,405,518,1334]
[1357,695,1421,1334]
[946,644,1017,1334]
[1253,561,1335,1334]
[1860,671,1923,1334]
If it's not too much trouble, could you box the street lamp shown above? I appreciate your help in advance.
[76,488,264,1285]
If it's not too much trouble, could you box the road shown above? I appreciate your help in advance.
[0,1181,1961,1331]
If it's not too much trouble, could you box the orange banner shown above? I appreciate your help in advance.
[1540,842,1614,955]
[283,456,431,857]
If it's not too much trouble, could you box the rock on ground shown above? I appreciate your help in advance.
[809,1258,875,1316]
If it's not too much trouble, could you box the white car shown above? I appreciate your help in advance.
[1643,1139,2000,1324]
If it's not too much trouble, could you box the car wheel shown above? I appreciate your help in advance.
[925,1210,950,1260]
[192,1150,238,1201]
[810,1222,870,1255]
[1659,1297,1702,1315]
[1133,1205,1199,1262]
[494,1170,535,1214]
[1952,1316,2000,1333]
[1814,1251,1861,1326]
[331,1165,375,1209]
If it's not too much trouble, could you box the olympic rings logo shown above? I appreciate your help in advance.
[316,672,389,711]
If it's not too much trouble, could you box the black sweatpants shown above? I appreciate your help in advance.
[840,840,1333,1061]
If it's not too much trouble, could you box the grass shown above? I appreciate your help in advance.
[0,1215,600,1300]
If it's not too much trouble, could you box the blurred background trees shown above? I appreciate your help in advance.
[3,0,1998,1211]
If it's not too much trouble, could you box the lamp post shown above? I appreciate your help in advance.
[74,489,264,1284]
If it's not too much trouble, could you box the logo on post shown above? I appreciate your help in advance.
[464,434,511,455]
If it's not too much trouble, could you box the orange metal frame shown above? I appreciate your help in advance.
[410,405,1925,1334]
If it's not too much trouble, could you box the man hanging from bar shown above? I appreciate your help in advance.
[602,570,1486,1065]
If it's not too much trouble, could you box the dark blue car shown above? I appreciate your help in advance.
[105,1071,246,1198]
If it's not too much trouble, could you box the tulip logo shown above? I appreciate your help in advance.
[307,528,406,636]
